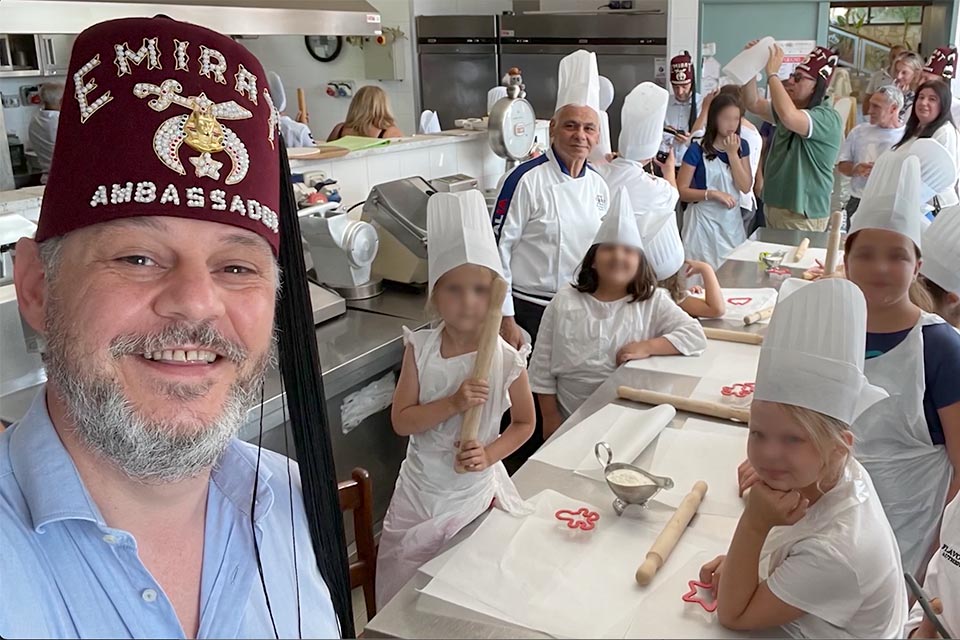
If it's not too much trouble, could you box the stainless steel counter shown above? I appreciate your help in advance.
[345,286,432,324]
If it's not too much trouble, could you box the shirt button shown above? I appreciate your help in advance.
[141,589,158,603]
[102,534,118,544]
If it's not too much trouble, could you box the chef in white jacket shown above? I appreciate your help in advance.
[495,50,609,349]
[266,72,316,148]
[714,278,906,639]
[906,492,959,638]
[529,187,706,434]
[846,143,960,579]
[600,82,679,216]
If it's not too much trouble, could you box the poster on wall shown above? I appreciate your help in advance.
[654,57,667,81]
[776,40,817,79]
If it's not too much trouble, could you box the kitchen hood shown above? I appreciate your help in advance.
[0,0,383,36]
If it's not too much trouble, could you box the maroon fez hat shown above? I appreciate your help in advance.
[670,51,693,85]
[36,16,282,254]
[924,46,958,80]
[797,46,840,82]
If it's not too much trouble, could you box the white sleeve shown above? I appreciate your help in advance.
[650,290,707,356]
[528,298,558,395]
[838,127,857,164]
[765,538,864,628]
[494,175,534,317]
[932,124,959,170]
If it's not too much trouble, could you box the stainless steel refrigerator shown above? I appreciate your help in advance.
[499,11,667,149]
[416,15,500,130]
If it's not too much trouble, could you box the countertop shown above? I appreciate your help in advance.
[0,186,44,220]
[289,130,485,171]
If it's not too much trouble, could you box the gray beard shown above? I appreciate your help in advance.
[42,300,275,484]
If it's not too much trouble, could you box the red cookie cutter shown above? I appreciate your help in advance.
[721,382,755,398]
[555,507,600,531]
[767,266,791,276]
[682,580,718,613]
[726,297,753,306]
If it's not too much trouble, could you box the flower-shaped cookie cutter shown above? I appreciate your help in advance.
[555,507,600,531]
[721,382,755,399]
[682,580,718,613]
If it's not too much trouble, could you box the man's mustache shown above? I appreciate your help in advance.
[109,322,248,364]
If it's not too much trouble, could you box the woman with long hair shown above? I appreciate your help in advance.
[894,79,959,211]
[895,52,925,124]
[326,85,404,141]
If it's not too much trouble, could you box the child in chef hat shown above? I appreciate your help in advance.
[529,186,706,438]
[702,278,907,638]
[376,190,535,608]
[914,204,960,328]
[842,140,960,580]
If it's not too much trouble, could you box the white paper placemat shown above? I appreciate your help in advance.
[624,339,761,384]
[420,489,721,639]
[725,240,837,270]
[718,288,778,324]
[636,419,748,518]
[531,403,676,482]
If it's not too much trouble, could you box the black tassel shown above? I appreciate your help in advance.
[276,139,355,638]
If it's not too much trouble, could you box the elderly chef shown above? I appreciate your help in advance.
[267,71,316,148]
[600,82,678,213]
[494,49,609,348]
[663,51,702,170]
[922,46,960,125]
[1,15,350,638]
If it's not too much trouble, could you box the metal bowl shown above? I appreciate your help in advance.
[595,442,674,515]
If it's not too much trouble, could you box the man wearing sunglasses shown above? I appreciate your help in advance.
[741,42,843,232]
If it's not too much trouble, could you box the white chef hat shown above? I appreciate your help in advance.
[590,112,613,164]
[427,190,504,296]
[555,50,601,115]
[267,71,287,113]
[754,279,888,425]
[920,204,960,295]
[850,139,957,248]
[592,186,643,250]
[636,209,684,281]
[487,86,508,115]
[599,76,615,111]
[618,82,670,162]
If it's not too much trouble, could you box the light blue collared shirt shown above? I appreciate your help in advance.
[0,389,340,639]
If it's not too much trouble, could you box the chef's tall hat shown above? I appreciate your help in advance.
[920,204,960,295]
[637,209,684,281]
[849,139,957,248]
[924,46,958,80]
[589,76,616,162]
[599,76,615,111]
[754,279,888,425]
[487,85,508,115]
[555,49,601,115]
[267,71,287,113]
[427,189,504,296]
[670,51,693,85]
[619,82,670,162]
[592,186,643,250]
[31,16,355,635]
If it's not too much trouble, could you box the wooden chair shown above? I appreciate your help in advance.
[338,467,377,621]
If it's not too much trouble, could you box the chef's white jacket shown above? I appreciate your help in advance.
[279,115,315,149]
[529,285,706,416]
[28,110,59,183]
[493,147,609,316]
[905,493,959,638]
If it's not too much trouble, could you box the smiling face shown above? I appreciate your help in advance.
[914,87,942,126]
[594,244,641,291]
[550,105,600,165]
[747,401,851,492]
[896,60,918,90]
[844,229,920,310]
[432,264,495,333]
[15,216,278,482]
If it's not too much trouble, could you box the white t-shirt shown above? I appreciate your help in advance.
[837,123,905,198]
[905,494,959,638]
[760,458,908,639]
[740,121,763,210]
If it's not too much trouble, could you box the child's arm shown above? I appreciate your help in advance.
[457,370,536,471]
[391,345,489,437]
[621,290,708,364]
[528,300,563,439]
[714,483,808,631]
[679,261,726,318]
[539,393,565,440]
[616,337,682,366]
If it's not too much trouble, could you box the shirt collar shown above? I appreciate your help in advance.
[9,387,274,531]
[549,146,589,178]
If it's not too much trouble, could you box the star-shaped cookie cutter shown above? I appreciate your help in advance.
[682,580,718,612]
[555,507,600,531]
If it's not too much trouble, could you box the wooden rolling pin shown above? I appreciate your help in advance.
[793,237,810,263]
[636,481,709,585]
[296,88,309,124]
[702,327,763,345]
[743,306,774,326]
[823,210,843,276]
[455,277,509,473]
[618,387,752,423]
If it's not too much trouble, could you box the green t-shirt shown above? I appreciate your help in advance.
[763,102,842,219]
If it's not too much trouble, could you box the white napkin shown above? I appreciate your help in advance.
[715,287,778,324]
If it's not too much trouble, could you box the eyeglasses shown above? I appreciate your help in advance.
[788,72,814,83]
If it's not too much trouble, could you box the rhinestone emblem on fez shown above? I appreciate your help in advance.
[134,79,252,184]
